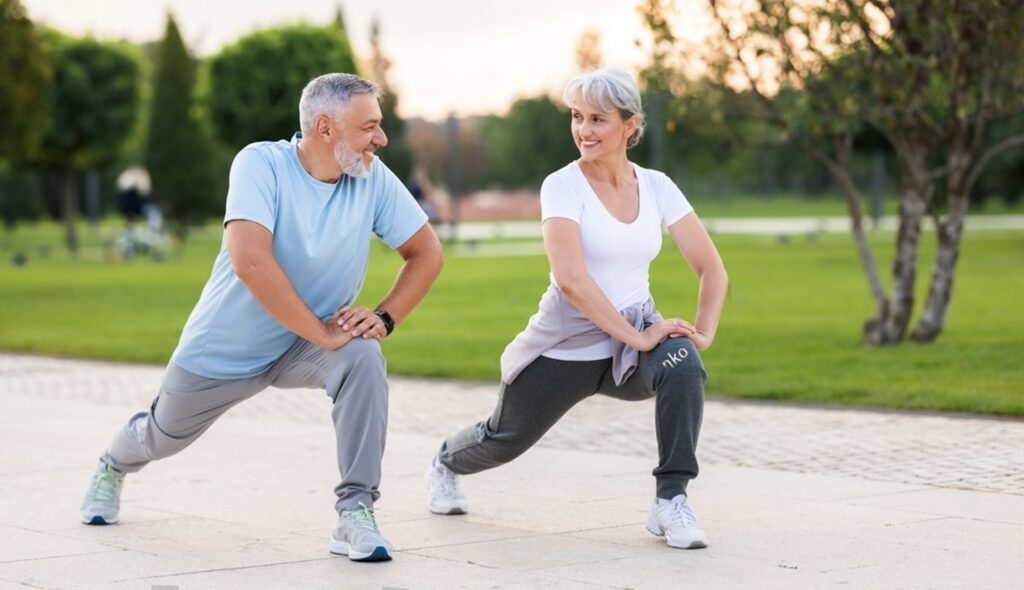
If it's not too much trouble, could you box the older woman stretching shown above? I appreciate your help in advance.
[427,69,728,550]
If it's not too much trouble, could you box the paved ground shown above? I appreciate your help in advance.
[1,353,1022,589]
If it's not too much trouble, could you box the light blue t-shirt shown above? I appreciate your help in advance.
[170,134,428,379]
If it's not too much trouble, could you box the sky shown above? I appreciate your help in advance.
[20,0,690,121]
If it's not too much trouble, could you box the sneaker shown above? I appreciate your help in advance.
[426,455,468,515]
[329,503,392,562]
[645,494,708,549]
[80,462,125,525]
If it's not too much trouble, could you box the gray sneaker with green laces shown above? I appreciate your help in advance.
[329,503,392,561]
[80,462,125,525]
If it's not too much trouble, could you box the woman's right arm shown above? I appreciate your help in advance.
[543,218,688,351]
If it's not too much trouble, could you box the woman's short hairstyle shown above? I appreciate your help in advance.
[563,68,646,149]
[299,73,381,136]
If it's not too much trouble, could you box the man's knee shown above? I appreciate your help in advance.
[324,338,388,403]
[136,413,197,461]
[328,338,386,375]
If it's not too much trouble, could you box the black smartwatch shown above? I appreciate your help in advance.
[374,310,395,336]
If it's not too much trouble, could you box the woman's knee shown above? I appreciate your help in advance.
[647,338,707,387]
[479,417,539,465]
[486,436,534,466]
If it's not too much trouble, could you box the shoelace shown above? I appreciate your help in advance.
[91,468,122,501]
[666,499,697,528]
[344,503,380,533]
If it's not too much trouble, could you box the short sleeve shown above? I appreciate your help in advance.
[540,171,583,224]
[224,145,278,233]
[371,159,429,249]
[654,171,694,228]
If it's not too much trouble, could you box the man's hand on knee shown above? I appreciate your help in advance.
[334,306,387,341]
[318,316,356,350]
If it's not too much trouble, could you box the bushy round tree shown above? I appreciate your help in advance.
[206,24,359,149]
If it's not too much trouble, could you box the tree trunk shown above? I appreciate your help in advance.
[825,139,888,325]
[865,154,930,345]
[61,161,79,254]
[911,208,964,342]
[912,144,972,342]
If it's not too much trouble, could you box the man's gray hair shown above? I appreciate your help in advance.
[299,73,381,136]
[563,68,646,149]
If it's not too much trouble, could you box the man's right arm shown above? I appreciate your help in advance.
[226,219,352,350]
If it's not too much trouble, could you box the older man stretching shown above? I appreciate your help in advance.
[79,73,443,562]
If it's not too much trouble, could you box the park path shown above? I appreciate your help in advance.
[1,352,1022,588]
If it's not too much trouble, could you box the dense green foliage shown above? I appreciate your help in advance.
[38,34,141,166]
[144,15,220,233]
[972,112,1024,207]
[368,17,413,182]
[0,162,43,231]
[205,24,359,149]
[0,0,51,159]
[36,32,141,252]
[481,96,580,188]
[1,219,1021,415]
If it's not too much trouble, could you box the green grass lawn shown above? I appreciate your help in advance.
[585,192,1023,218]
[1,219,1022,416]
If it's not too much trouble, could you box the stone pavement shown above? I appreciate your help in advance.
[1,353,1022,589]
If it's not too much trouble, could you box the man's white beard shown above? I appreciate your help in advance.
[334,142,373,179]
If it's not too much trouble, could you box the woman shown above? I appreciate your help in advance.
[427,69,727,550]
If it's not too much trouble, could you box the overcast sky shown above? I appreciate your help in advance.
[21,0,693,120]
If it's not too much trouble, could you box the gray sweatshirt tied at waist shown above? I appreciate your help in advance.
[500,284,662,386]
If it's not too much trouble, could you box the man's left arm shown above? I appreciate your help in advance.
[336,223,443,339]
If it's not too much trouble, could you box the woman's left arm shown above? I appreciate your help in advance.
[667,213,728,351]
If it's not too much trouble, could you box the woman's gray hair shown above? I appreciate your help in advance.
[299,73,381,136]
[563,68,646,149]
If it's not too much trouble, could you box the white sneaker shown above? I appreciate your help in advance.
[645,494,708,549]
[426,455,468,515]
[80,462,125,525]
[329,503,392,562]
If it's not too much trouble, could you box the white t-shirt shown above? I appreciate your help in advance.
[540,160,693,361]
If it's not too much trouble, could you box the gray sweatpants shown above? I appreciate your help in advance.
[101,337,388,513]
[439,337,706,500]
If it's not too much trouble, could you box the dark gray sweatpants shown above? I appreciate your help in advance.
[439,337,706,500]
[101,337,388,513]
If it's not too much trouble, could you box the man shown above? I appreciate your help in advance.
[79,73,443,563]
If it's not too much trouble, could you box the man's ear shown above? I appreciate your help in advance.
[313,115,335,141]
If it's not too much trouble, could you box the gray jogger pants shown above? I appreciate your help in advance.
[438,337,706,500]
[101,337,388,513]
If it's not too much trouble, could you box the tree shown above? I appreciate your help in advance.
[38,33,141,253]
[145,14,219,239]
[481,96,579,188]
[971,113,1024,208]
[0,161,43,234]
[368,16,413,181]
[688,0,1024,344]
[206,24,359,149]
[405,116,488,196]
[575,30,603,70]
[0,0,52,158]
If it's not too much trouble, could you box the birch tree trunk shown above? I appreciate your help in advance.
[825,138,888,323]
[866,150,931,345]
[912,133,972,341]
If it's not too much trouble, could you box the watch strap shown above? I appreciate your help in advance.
[374,310,395,335]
